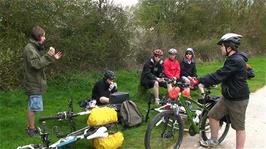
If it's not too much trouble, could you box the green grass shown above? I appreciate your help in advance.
[0,56,265,149]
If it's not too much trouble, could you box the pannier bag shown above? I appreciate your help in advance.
[168,87,180,100]
[88,107,118,126]
[93,131,124,149]
[120,100,143,128]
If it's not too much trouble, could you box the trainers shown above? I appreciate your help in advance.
[26,128,39,137]
[199,139,219,148]
[155,98,160,105]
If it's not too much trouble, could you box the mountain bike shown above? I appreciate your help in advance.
[17,123,113,149]
[144,80,230,149]
[39,97,97,131]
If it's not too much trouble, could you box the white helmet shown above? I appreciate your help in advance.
[168,48,177,55]
[186,48,194,53]
[217,33,242,47]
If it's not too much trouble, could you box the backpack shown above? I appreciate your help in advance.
[120,100,143,128]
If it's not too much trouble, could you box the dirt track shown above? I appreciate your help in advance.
[180,86,266,149]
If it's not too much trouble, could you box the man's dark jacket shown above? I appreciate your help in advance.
[140,58,164,86]
[92,79,117,105]
[180,59,197,77]
[23,39,55,95]
[199,52,249,100]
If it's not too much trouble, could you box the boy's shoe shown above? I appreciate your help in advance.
[155,98,160,105]
[26,128,39,137]
[199,139,219,148]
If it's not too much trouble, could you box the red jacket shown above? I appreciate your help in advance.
[163,58,180,79]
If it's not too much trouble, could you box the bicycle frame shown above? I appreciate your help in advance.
[17,126,108,149]
[152,83,214,135]
[178,95,207,134]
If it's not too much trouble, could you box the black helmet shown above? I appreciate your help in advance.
[217,33,242,47]
[103,70,115,80]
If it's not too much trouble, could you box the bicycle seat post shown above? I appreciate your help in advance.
[40,121,50,147]
[69,96,74,113]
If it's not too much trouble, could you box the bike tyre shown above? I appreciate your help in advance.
[200,110,230,143]
[144,110,184,149]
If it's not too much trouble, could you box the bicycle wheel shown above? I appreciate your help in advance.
[17,144,45,149]
[144,110,184,149]
[200,110,230,143]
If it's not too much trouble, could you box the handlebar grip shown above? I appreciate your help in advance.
[39,115,63,122]
[39,112,79,122]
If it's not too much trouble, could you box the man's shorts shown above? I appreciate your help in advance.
[28,95,43,112]
[208,96,249,130]
[141,80,167,89]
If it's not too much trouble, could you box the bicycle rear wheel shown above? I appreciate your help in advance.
[200,111,230,143]
[144,110,184,149]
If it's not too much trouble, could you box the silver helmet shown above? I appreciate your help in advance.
[217,33,242,47]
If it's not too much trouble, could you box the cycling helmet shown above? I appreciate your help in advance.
[153,49,163,56]
[103,70,115,80]
[185,48,194,54]
[217,33,242,47]
[168,48,177,55]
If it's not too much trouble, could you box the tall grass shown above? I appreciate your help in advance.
[0,56,265,149]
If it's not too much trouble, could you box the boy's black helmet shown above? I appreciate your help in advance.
[217,33,242,48]
[104,70,115,80]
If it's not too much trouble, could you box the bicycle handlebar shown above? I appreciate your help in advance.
[39,110,91,122]
[163,78,190,88]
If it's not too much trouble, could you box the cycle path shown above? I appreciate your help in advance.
[180,86,266,149]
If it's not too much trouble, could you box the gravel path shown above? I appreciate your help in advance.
[180,86,266,149]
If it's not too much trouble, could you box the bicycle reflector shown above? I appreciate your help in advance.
[164,104,172,110]
[168,87,180,100]
[182,88,191,98]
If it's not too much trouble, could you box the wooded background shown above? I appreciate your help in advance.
[0,0,265,90]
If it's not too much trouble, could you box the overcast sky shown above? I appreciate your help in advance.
[112,0,139,7]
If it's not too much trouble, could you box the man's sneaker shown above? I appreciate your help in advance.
[155,98,160,105]
[199,139,219,148]
[26,128,39,137]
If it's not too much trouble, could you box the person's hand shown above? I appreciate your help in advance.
[47,47,55,56]
[54,51,62,60]
[109,82,116,91]
[190,78,199,87]
[113,82,117,88]
[157,78,164,82]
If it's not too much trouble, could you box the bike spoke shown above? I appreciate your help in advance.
[149,115,182,149]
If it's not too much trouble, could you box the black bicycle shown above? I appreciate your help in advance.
[39,97,96,131]
[144,80,230,149]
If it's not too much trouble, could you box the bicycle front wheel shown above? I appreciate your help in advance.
[144,110,184,149]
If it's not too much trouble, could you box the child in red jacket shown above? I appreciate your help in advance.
[163,48,180,80]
